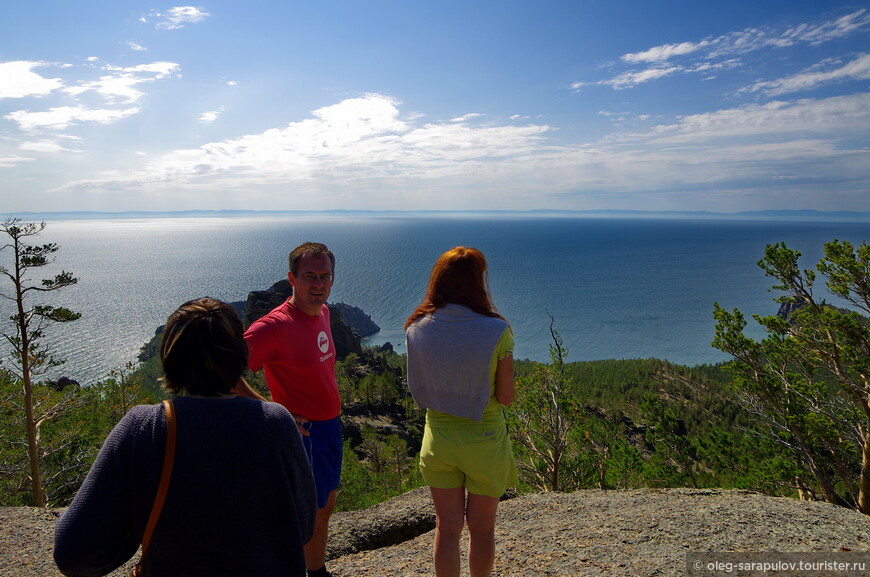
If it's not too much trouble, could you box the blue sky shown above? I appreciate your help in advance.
[1,1,868,213]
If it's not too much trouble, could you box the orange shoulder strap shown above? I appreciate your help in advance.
[140,399,177,558]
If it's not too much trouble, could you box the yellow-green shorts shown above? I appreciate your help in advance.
[419,422,518,498]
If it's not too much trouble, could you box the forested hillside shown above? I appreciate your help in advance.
[510,354,795,495]
[0,345,798,509]
[3,236,867,515]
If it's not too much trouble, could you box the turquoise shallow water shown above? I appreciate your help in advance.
[7,215,869,384]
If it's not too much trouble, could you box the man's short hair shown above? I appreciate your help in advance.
[160,298,248,396]
[289,242,335,274]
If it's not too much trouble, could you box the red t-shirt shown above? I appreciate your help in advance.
[244,300,340,421]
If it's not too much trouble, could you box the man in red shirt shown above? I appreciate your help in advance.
[240,242,341,577]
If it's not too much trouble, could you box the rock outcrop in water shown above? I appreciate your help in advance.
[233,279,380,361]
[137,282,380,365]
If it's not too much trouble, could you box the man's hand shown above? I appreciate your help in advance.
[291,414,311,437]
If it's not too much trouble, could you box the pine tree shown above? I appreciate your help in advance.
[0,219,80,506]
[713,240,870,513]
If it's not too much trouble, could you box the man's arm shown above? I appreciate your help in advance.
[234,377,269,401]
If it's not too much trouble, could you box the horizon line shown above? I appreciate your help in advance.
[6,208,870,223]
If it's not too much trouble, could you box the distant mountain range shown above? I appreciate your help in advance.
[8,208,870,222]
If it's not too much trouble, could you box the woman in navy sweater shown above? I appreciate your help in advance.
[54,298,316,577]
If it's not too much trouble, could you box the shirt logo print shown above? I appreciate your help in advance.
[317,330,330,353]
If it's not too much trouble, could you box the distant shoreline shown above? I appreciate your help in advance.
[8,208,870,223]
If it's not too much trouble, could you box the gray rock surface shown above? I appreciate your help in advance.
[4,488,870,576]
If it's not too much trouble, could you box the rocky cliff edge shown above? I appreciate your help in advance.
[4,488,870,576]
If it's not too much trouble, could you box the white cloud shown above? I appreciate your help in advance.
[126,41,148,52]
[5,105,140,131]
[527,96,870,202]
[199,107,224,123]
[690,59,741,73]
[603,66,681,89]
[58,94,552,193]
[622,41,707,64]
[782,8,870,46]
[745,53,870,96]
[450,113,483,122]
[19,139,74,153]
[45,92,869,211]
[572,66,681,90]
[0,153,35,167]
[147,6,210,30]
[633,94,870,144]
[109,62,179,77]
[706,27,778,57]
[63,61,180,103]
[707,10,866,57]
[0,61,63,99]
[585,9,870,90]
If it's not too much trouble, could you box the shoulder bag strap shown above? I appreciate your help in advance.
[139,399,177,560]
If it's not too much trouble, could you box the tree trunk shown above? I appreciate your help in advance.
[795,433,840,507]
[858,426,870,514]
[550,451,560,492]
[16,244,44,507]
[598,461,606,490]
[23,371,45,507]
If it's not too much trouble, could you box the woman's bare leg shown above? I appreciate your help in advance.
[430,487,467,577]
[465,493,500,577]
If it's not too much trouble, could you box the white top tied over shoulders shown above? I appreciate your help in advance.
[406,303,508,422]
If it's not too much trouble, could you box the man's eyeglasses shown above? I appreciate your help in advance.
[297,273,334,283]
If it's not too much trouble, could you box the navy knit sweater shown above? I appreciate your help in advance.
[54,396,316,577]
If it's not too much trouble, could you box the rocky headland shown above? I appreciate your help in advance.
[4,488,870,576]
[135,281,383,372]
[237,279,381,360]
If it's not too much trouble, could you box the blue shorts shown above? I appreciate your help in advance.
[300,417,343,509]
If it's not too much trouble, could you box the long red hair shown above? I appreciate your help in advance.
[405,246,505,329]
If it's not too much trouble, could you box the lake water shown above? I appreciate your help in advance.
[4,215,869,384]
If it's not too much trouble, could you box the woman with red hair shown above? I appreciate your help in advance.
[405,246,517,577]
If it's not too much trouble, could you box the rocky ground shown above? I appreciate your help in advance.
[3,488,870,576]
